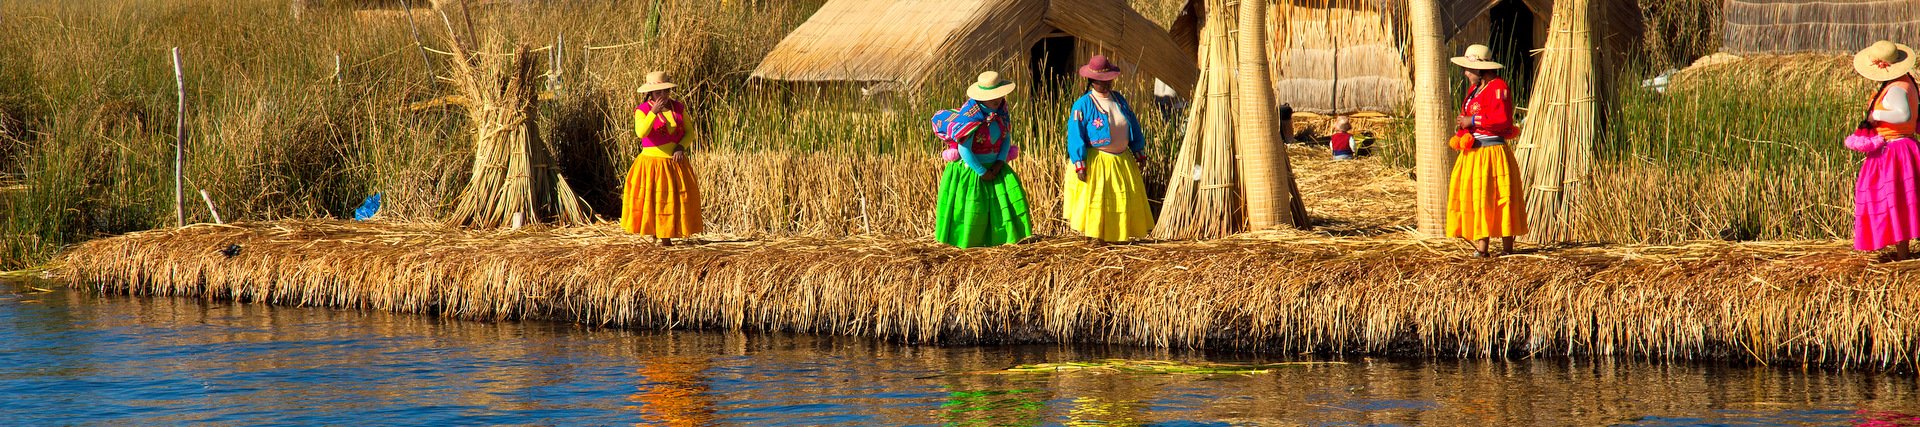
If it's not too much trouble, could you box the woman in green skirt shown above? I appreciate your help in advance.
[929,71,1033,248]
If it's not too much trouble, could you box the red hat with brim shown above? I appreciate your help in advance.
[1078,55,1122,81]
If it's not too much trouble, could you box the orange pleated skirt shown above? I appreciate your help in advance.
[1446,144,1529,240]
[620,154,703,238]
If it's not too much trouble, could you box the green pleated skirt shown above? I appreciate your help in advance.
[934,162,1034,248]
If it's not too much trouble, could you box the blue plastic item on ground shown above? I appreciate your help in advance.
[353,194,381,221]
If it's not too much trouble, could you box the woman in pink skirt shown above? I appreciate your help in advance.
[1848,40,1920,260]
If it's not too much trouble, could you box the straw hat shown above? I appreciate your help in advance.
[1330,116,1352,132]
[636,71,678,93]
[1853,41,1918,82]
[1078,55,1122,81]
[1450,44,1504,70]
[967,71,1016,101]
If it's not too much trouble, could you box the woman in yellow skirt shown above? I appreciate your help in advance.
[620,71,703,246]
[1062,55,1153,242]
[1446,45,1528,257]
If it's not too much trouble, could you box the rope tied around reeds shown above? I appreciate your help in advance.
[437,26,590,228]
[1513,0,1602,244]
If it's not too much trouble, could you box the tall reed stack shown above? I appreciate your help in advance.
[1406,0,1453,236]
[1154,0,1308,239]
[59,220,1920,369]
[441,36,591,228]
[1513,0,1598,243]
[1155,0,1246,240]
[1233,0,1308,230]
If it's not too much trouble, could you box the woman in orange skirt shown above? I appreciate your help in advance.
[1446,44,1528,257]
[620,71,703,246]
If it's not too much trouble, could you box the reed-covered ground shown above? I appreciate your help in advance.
[0,0,1882,270]
[62,219,1920,368]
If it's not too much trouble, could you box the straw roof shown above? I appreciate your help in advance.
[751,0,1197,97]
[1723,0,1920,54]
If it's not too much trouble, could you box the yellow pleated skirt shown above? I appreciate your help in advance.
[1062,151,1154,241]
[1446,144,1529,240]
[620,153,703,238]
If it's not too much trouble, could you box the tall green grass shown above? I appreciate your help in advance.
[1576,55,1866,243]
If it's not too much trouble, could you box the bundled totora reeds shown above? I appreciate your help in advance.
[58,219,1920,369]
[1513,0,1599,243]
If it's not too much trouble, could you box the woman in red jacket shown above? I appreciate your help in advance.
[1446,44,1529,257]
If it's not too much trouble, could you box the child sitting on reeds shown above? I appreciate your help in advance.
[1329,117,1355,160]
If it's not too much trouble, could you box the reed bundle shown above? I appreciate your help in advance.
[440,35,590,227]
[1512,0,1598,243]
[1407,0,1453,235]
[59,219,1920,368]
[1153,0,1245,240]
[1153,0,1308,238]
[1234,0,1309,230]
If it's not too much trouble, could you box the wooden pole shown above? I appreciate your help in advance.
[198,189,223,224]
[1327,5,1338,114]
[1234,0,1306,229]
[1514,0,1597,243]
[552,33,563,89]
[460,0,479,48]
[398,0,437,83]
[1408,0,1453,236]
[172,47,186,228]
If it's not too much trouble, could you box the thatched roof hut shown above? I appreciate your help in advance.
[1170,0,1640,115]
[1723,0,1920,54]
[750,0,1197,97]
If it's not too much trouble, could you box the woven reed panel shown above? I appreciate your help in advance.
[1724,0,1920,54]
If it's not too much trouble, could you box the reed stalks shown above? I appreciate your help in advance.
[1577,54,1866,243]
[60,219,1920,369]
[1512,0,1598,243]
[1153,0,1249,240]
[439,35,590,227]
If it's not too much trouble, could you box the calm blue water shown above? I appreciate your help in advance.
[3,280,1917,426]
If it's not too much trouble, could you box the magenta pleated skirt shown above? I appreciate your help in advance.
[1855,137,1920,251]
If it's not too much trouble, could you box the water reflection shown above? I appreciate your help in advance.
[3,280,1918,426]
[629,333,717,426]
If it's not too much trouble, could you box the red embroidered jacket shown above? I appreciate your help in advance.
[1462,78,1518,140]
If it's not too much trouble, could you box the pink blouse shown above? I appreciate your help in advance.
[634,100,687,148]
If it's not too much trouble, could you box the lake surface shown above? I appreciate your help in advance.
[4,280,1918,426]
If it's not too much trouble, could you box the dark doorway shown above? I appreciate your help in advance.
[1486,0,1537,107]
[1029,35,1077,96]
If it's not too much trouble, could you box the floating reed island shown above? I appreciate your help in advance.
[58,219,1920,369]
